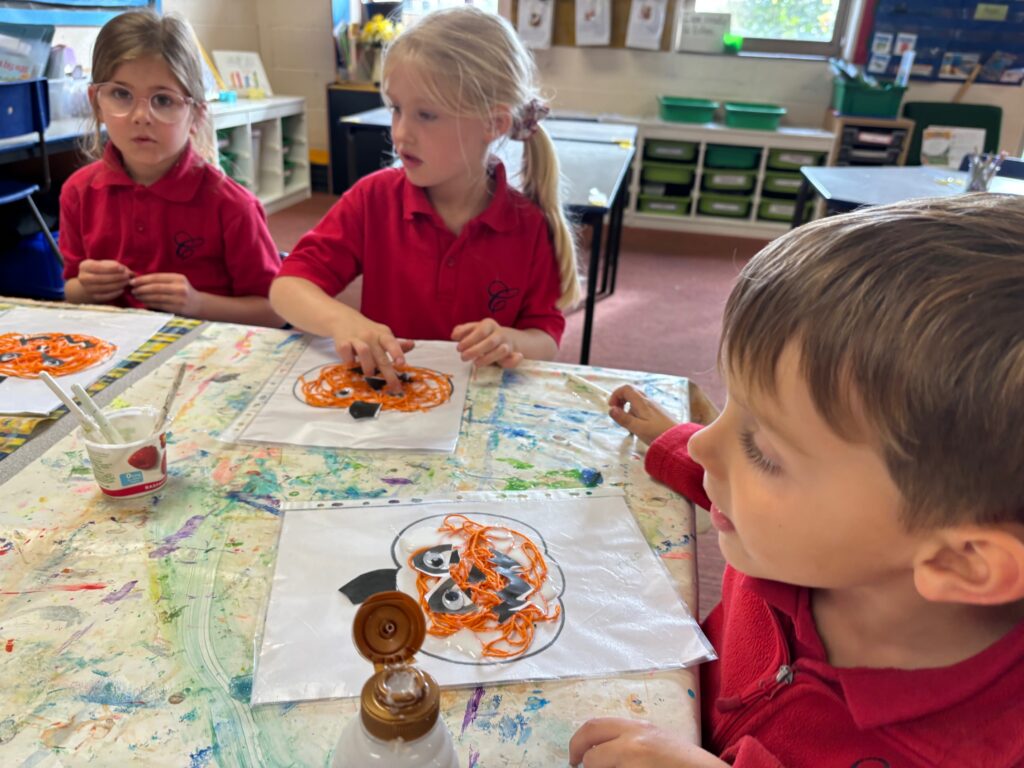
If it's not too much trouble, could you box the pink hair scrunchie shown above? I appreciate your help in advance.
[511,98,550,141]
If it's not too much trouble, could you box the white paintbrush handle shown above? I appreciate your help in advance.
[565,372,613,405]
[71,383,124,444]
[38,372,99,436]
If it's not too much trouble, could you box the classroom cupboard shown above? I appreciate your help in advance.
[209,97,312,215]
[620,119,835,238]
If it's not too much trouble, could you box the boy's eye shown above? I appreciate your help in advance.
[740,429,781,475]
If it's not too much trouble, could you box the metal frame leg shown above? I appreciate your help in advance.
[579,213,603,366]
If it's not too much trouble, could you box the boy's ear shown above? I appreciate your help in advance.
[914,525,1024,606]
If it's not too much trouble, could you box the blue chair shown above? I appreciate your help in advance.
[958,154,1024,180]
[0,79,64,286]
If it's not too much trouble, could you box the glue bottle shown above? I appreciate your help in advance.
[332,591,459,768]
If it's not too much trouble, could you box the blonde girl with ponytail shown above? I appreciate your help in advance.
[272,6,579,392]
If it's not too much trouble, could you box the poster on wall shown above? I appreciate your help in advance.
[674,11,731,54]
[576,0,612,46]
[517,0,555,49]
[625,0,668,50]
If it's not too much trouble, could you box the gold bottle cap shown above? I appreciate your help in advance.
[352,591,440,742]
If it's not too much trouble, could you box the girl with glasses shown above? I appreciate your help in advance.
[60,11,283,327]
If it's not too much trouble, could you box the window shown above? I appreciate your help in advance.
[402,0,499,25]
[690,0,854,57]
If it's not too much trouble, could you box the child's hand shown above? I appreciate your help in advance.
[130,273,202,316]
[451,319,524,368]
[332,318,415,394]
[609,385,677,446]
[77,259,133,302]
[569,718,729,768]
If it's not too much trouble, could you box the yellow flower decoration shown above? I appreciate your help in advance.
[359,14,402,46]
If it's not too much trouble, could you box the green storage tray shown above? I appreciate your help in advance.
[831,78,906,118]
[704,144,761,169]
[642,161,695,185]
[758,199,813,222]
[644,139,698,162]
[658,96,719,124]
[702,169,756,192]
[724,102,787,131]
[761,171,804,196]
[766,148,825,171]
[698,193,752,218]
[638,195,691,216]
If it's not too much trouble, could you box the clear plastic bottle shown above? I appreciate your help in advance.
[332,592,459,768]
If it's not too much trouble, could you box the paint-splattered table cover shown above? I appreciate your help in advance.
[0,323,702,767]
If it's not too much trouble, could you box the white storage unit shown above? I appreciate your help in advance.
[620,119,835,238]
[210,96,311,215]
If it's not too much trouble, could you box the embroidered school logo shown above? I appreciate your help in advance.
[487,280,520,314]
[174,230,204,260]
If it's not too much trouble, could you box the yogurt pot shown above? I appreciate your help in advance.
[82,406,168,499]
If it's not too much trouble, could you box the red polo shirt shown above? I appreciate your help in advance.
[60,143,281,308]
[277,164,565,343]
[646,424,1024,767]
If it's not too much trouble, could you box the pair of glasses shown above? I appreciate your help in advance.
[94,82,195,124]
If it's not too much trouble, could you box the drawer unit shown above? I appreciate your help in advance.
[766,148,826,170]
[761,171,804,196]
[642,161,695,185]
[698,193,752,218]
[702,169,757,193]
[704,144,761,169]
[644,139,698,162]
[638,194,691,216]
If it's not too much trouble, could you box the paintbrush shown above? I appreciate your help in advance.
[71,383,125,443]
[565,372,613,408]
[157,362,187,427]
[38,371,100,437]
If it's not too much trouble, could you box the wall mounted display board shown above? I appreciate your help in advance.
[865,0,1024,84]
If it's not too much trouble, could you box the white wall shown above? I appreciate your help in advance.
[165,0,336,153]
[533,47,1024,154]
[162,0,1022,157]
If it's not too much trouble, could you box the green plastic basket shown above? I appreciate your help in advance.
[638,195,691,216]
[761,171,805,196]
[698,193,752,218]
[757,199,814,222]
[658,96,719,124]
[724,102,786,131]
[831,78,906,118]
[644,139,698,162]
[704,144,761,169]
[702,169,756,193]
[642,161,695,185]
[766,148,826,171]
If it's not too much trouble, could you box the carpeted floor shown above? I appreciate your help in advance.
[267,193,764,619]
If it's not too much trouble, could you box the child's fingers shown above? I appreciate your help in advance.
[380,336,408,368]
[568,717,632,766]
[473,342,513,368]
[450,322,476,342]
[609,405,639,432]
[459,334,502,362]
[82,259,130,276]
[497,351,524,368]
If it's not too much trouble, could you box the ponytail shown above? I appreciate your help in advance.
[522,124,581,310]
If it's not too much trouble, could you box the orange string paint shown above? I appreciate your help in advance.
[0,332,116,378]
[411,514,560,660]
[298,364,453,412]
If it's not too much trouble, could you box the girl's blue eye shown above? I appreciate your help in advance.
[740,429,780,475]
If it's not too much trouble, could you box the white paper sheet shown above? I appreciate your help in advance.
[0,306,172,415]
[517,0,555,49]
[576,0,612,46]
[251,489,715,705]
[232,338,472,452]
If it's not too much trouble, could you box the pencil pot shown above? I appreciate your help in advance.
[82,406,168,499]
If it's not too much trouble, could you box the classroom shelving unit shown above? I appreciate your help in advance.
[615,119,835,238]
[210,96,311,215]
